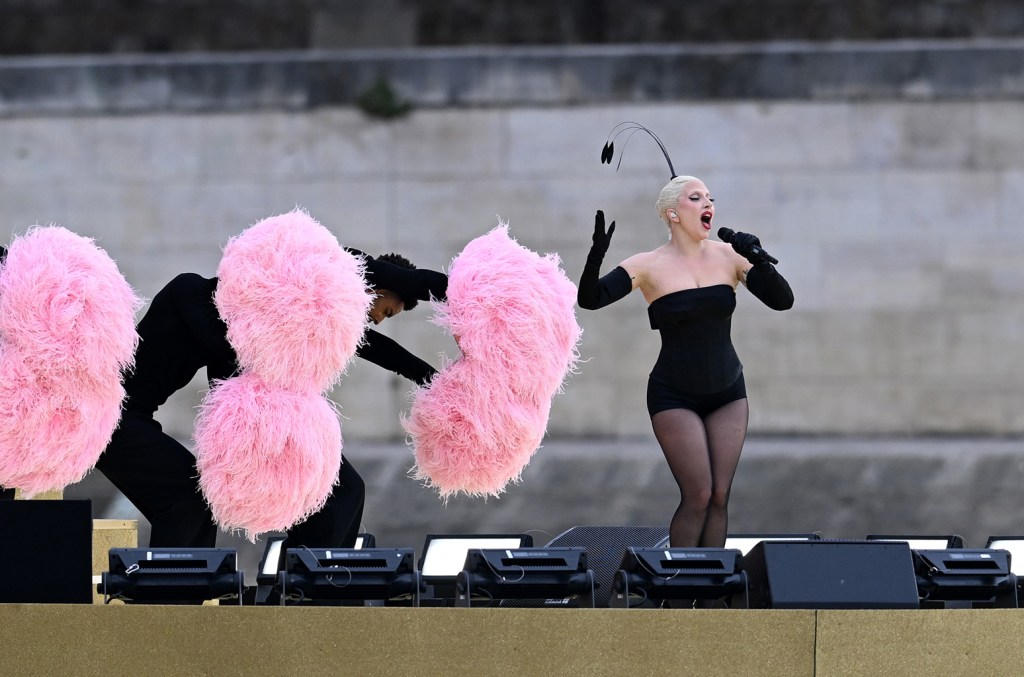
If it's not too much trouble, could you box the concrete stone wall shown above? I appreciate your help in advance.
[4,42,1024,116]
[2,96,1023,437]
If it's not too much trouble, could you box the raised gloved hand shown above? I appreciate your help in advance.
[589,210,616,261]
[578,210,631,310]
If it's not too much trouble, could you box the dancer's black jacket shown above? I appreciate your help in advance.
[96,272,436,549]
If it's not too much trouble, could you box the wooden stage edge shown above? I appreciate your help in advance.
[2,606,1024,676]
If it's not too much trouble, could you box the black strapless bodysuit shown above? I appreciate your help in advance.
[646,284,746,417]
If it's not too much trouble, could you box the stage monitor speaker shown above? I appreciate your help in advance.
[277,547,421,606]
[913,548,1018,608]
[742,540,919,609]
[250,532,377,604]
[100,548,244,605]
[611,547,747,608]
[0,499,93,603]
[457,547,595,608]
[506,525,669,608]
[419,533,534,604]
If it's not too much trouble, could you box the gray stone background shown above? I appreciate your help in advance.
[3,0,1024,578]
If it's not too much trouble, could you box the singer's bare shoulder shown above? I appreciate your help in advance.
[617,249,659,280]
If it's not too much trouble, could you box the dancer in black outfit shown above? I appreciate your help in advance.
[578,173,793,548]
[95,250,446,549]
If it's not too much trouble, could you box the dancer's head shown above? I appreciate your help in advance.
[368,252,416,325]
[352,247,448,325]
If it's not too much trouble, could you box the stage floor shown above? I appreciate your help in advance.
[2,606,1023,676]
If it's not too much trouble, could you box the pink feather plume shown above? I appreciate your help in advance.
[215,208,372,393]
[194,373,342,541]
[403,223,581,499]
[195,208,370,539]
[0,226,142,495]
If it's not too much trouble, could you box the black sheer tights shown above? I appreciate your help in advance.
[651,398,749,548]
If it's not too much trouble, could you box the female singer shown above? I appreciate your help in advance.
[579,130,793,546]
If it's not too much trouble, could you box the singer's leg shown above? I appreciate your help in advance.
[698,397,749,548]
[652,408,712,548]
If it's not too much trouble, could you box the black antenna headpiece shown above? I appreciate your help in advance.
[600,122,677,179]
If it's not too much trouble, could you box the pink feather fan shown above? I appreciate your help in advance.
[194,209,371,540]
[214,208,370,393]
[403,223,581,499]
[0,226,142,496]
[194,372,342,538]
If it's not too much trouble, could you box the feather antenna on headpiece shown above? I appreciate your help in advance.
[601,121,677,179]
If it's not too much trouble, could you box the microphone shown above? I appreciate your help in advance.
[717,227,778,265]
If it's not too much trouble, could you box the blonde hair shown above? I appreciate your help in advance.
[655,175,701,224]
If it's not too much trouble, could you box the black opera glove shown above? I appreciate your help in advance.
[356,329,438,384]
[415,269,448,303]
[590,210,615,258]
[746,261,794,311]
[728,231,767,265]
[578,210,631,310]
[417,364,439,386]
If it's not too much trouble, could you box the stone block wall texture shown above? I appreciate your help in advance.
[2,95,1023,438]
[1,40,1023,441]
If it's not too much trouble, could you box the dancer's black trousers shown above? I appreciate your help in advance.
[96,411,365,549]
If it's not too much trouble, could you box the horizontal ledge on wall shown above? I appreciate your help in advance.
[2,39,1024,116]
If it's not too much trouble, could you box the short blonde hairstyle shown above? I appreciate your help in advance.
[655,175,701,224]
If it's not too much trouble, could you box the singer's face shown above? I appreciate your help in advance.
[676,180,715,238]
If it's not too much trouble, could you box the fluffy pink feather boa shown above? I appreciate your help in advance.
[0,226,143,496]
[193,209,372,541]
[403,224,581,499]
